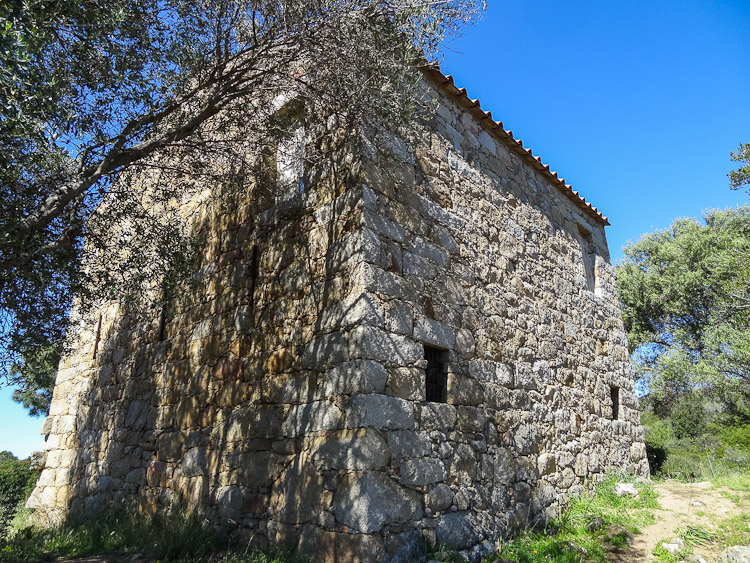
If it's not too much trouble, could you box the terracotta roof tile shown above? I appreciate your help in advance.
[421,65,609,226]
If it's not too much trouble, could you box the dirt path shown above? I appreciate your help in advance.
[619,480,746,562]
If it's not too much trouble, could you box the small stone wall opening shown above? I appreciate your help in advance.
[249,244,259,313]
[424,345,447,403]
[158,307,167,342]
[611,386,620,420]
[275,102,306,201]
[92,313,103,359]
[577,224,597,292]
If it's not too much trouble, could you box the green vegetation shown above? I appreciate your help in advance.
[616,199,750,484]
[1,0,484,416]
[640,397,750,482]
[616,205,750,417]
[486,475,657,563]
[729,142,750,194]
[0,452,35,541]
[0,503,307,562]
[651,505,750,562]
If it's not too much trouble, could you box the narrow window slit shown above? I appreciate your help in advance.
[611,386,620,420]
[577,224,597,292]
[158,307,167,342]
[249,244,259,313]
[93,313,103,359]
[425,345,447,403]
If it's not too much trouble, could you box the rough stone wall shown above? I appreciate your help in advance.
[29,77,648,562]
[345,78,650,557]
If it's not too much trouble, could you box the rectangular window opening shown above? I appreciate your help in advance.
[611,386,620,420]
[425,345,447,403]
[274,100,306,202]
[276,125,305,199]
[577,224,597,292]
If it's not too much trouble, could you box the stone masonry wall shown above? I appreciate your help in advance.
[29,75,648,563]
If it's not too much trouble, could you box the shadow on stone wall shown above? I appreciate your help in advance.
[54,141,391,562]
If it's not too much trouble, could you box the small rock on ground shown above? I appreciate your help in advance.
[716,546,750,563]
[614,483,639,497]
[660,537,686,556]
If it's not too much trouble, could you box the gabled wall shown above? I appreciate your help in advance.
[28,77,647,563]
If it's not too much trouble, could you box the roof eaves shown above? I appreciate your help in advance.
[420,65,610,226]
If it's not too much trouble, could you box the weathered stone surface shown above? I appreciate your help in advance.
[537,453,556,476]
[282,401,342,436]
[412,236,449,267]
[214,486,244,518]
[301,332,348,369]
[297,526,386,563]
[660,537,686,556]
[386,367,424,401]
[417,403,457,432]
[436,512,482,550]
[333,471,423,533]
[270,460,326,525]
[321,292,385,330]
[311,429,389,470]
[386,430,431,460]
[400,457,446,486]
[385,303,413,335]
[468,359,513,386]
[513,424,540,455]
[182,447,208,477]
[614,483,639,498]
[494,449,516,484]
[455,329,476,358]
[226,405,283,441]
[414,318,455,350]
[531,482,556,514]
[346,394,414,430]
[320,360,388,397]
[349,325,423,365]
[384,529,423,563]
[716,546,750,563]
[426,483,454,513]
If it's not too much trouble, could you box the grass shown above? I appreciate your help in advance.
[652,542,688,563]
[0,505,305,563]
[710,471,750,492]
[5,466,750,563]
[675,525,717,547]
[487,474,658,563]
[716,512,750,547]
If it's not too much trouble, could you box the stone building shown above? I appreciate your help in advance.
[28,66,649,562]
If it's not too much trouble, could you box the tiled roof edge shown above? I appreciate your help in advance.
[420,65,610,226]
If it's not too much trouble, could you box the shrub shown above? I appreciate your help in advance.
[716,424,750,450]
[0,453,36,540]
[670,395,707,439]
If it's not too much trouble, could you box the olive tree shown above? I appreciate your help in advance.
[1,0,484,413]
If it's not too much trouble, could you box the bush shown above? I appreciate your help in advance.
[670,395,707,439]
[716,423,750,450]
[0,452,36,540]
[645,442,668,474]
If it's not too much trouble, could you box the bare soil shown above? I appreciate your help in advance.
[612,480,747,562]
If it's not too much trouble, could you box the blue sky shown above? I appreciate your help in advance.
[1,0,749,459]
[440,0,750,261]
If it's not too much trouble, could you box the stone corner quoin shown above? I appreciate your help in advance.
[28,70,649,562]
